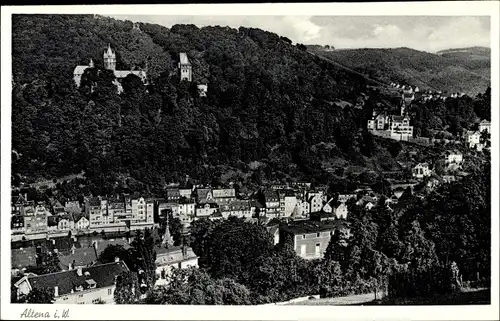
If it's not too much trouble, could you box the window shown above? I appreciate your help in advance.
[300,244,306,255]
[316,233,320,238]
[92,298,101,304]
[302,234,306,239]
[315,243,321,255]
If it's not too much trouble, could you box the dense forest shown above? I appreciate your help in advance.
[311,47,490,96]
[11,15,490,198]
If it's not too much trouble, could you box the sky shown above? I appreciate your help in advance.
[107,15,490,53]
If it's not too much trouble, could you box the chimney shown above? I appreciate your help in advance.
[54,286,59,297]
[77,267,83,276]
[71,244,75,255]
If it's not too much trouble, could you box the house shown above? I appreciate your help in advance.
[179,52,192,82]
[322,200,333,213]
[74,213,90,230]
[464,130,482,150]
[220,200,253,219]
[278,191,299,217]
[11,214,25,234]
[390,115,413,140]
[365,202,375,210]
[195,203,219,219]
[338,193,357,203]
[12,193,29,214]
[166,189,181,202]
[195,188,215,204]
[479,120,491,134]
[24,203,50,235]
[179,188,193,199]
[14,261,130,304]
[177,199,196,226]
[443,150,463,165]
[262,190,280,218]
[49,198,66,214]
[47,216,60,233]
[310,211,336,222]
[412,163,432,179]
[279,220,346,260]
[197,83,208,97]
[334,203,348,219]
[64,200,82,214]
[267,225,280,245]
[307,191,324,214]
[58,214,75,231]
[155,245,198,286]
[442,175,457,184]
[212,188,237,205]
[58,244,98,271]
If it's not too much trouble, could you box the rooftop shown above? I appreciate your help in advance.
[180,52,190,65]
[280,219,347,235]
[26,261,129,297]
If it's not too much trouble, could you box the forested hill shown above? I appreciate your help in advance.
[310,47,490,96]
[12,14,376,195]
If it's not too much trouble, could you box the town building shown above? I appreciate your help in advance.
[412,163,432,179]
[212,188,237,205]
[278,220,345,260]
[14,261,130,304]
[220,200,254,219]
[464,130,483,151]
[389,115,413,141]
[195,203,220,219]
[64,200,82,215]
[443,149,463,165]
[24,203,50,235]
[278,191,298,217]
[335,203,348,219]
[479,120,491,134]
[195,188,215,204]
[262,190,280,218]
[307,191,324,214]
[179,52,192,82]
[155,245,199,286]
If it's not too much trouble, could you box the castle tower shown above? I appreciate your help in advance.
[178,52,192,82]
[103,44,116,71]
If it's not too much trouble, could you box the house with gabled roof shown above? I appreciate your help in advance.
[14,261,129,304]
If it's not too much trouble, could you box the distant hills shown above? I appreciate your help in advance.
[310,46,490,96]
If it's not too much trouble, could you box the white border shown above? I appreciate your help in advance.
[1,2,499,320]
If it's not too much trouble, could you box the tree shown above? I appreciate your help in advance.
[128,229,157,293]
[114,271,141,304]
[98,244,130,264]
[146,267,252,305]
[201,218,274,285]
[25,288,55,304]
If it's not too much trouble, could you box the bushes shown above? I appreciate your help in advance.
[388,265,460,298]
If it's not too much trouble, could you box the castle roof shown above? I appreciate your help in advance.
[73,65,89,75]
[113,70,146,79]
[180,52,190,65]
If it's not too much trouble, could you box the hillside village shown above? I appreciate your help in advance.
[10,15,491,307]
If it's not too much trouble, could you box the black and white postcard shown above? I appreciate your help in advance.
[1,2,498,320]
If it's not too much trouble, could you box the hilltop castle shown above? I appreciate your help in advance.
[73,44,148,91]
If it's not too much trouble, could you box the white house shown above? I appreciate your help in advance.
[412,163,432,179]
[479,120,491,134]
[443,150,463,165]
[75,215,90,230]
[335,203,348,219]
[155,246,199,286]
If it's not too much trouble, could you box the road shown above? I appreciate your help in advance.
[288,292,380,306]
